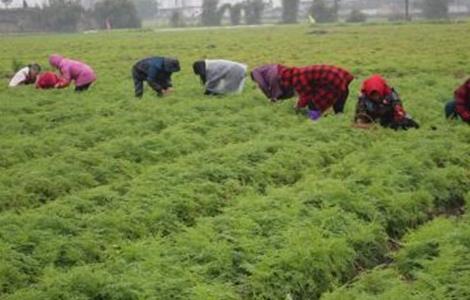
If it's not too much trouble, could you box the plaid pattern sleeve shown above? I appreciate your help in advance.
[281,65,354,112]
[455,79,470,121]
[387,89,407,122]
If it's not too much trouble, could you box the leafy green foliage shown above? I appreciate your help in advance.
[0,23,469,300]
[324,193,470,299]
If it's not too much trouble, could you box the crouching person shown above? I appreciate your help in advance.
[280,64,354,121]
[9,63,41,87]
[132,56,181,98]
[354,75,419,130]
[251,64,295,102]
[445,78,470,124]
[49,54,96,92]
[36,72,60,89]
[193,59,247,95]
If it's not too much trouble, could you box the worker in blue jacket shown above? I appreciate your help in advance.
[132,56,181,98]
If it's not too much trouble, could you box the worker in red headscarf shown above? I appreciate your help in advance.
[354,75,419,130]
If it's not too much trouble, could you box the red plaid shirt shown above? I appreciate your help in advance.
[280,65,354,112]
[454,79,470,122]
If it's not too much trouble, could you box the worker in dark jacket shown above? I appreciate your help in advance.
[354,75,419,130]
[132,57,181,98]
[445,79,470,123]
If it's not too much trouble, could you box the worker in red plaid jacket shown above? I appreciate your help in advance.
[280,64,354,121]
[445,78,470,123]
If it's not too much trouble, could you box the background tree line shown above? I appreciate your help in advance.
[0,0,455,32]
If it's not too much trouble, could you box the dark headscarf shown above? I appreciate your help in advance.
[193,60,207,84]
[163,57,181,73]
[28,63,41,74]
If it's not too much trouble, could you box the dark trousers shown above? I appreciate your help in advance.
[75,83,92,92]
[333,89,349,114]
[132,66,145,98]
[445,100,458,119]
[307,88,349,114]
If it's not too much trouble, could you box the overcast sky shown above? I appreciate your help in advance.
[7,0,283,8]
[8,0,42,7]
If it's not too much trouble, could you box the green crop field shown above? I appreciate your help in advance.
[0,22,469,300]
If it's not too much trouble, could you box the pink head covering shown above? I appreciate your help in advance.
[49,54,64,68]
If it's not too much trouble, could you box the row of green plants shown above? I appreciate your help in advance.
[323,203,470,299]
[0,23,469,299]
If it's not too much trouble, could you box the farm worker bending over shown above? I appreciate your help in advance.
[49,54,97,92]
[445,78,470,123]
[35,72,60,89]
[8,63,41,87]
[132,56,181,98]
[354,75,419,130]
[280,64,354,121]
[251,64,295,102]
[193,59,247,95]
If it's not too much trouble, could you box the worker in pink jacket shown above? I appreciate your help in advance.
[49,54,97,92]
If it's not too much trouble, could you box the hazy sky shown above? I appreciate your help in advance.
[9,0,42,7]
[8,0,283,8]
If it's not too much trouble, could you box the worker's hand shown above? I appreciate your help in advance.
[55,80,69,89]
[163,88,174,95]
[308,110,322,121]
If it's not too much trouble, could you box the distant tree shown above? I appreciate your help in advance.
[244,0,265,25]
[41,0,83,32]
[229,3,243,25]
[422,0,449,19]
[1,0,13,9]
[346,8,366,23]
[94,0,141,29]
[23,0,28,9]
[170,10,185,27]
[281,0,299,23]
[201,0,222,26]
[310,0,337,23]
[133,0,157,20]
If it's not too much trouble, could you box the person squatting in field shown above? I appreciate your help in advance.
[354,75,419,130]
[192,59,248,95]
[49,54,97,92]
[445,78,470,124]
[251,64,295,101]
[132,56,181,98]
[35,72,60,89]
[253,64,353,121]
[8,63,41,87]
